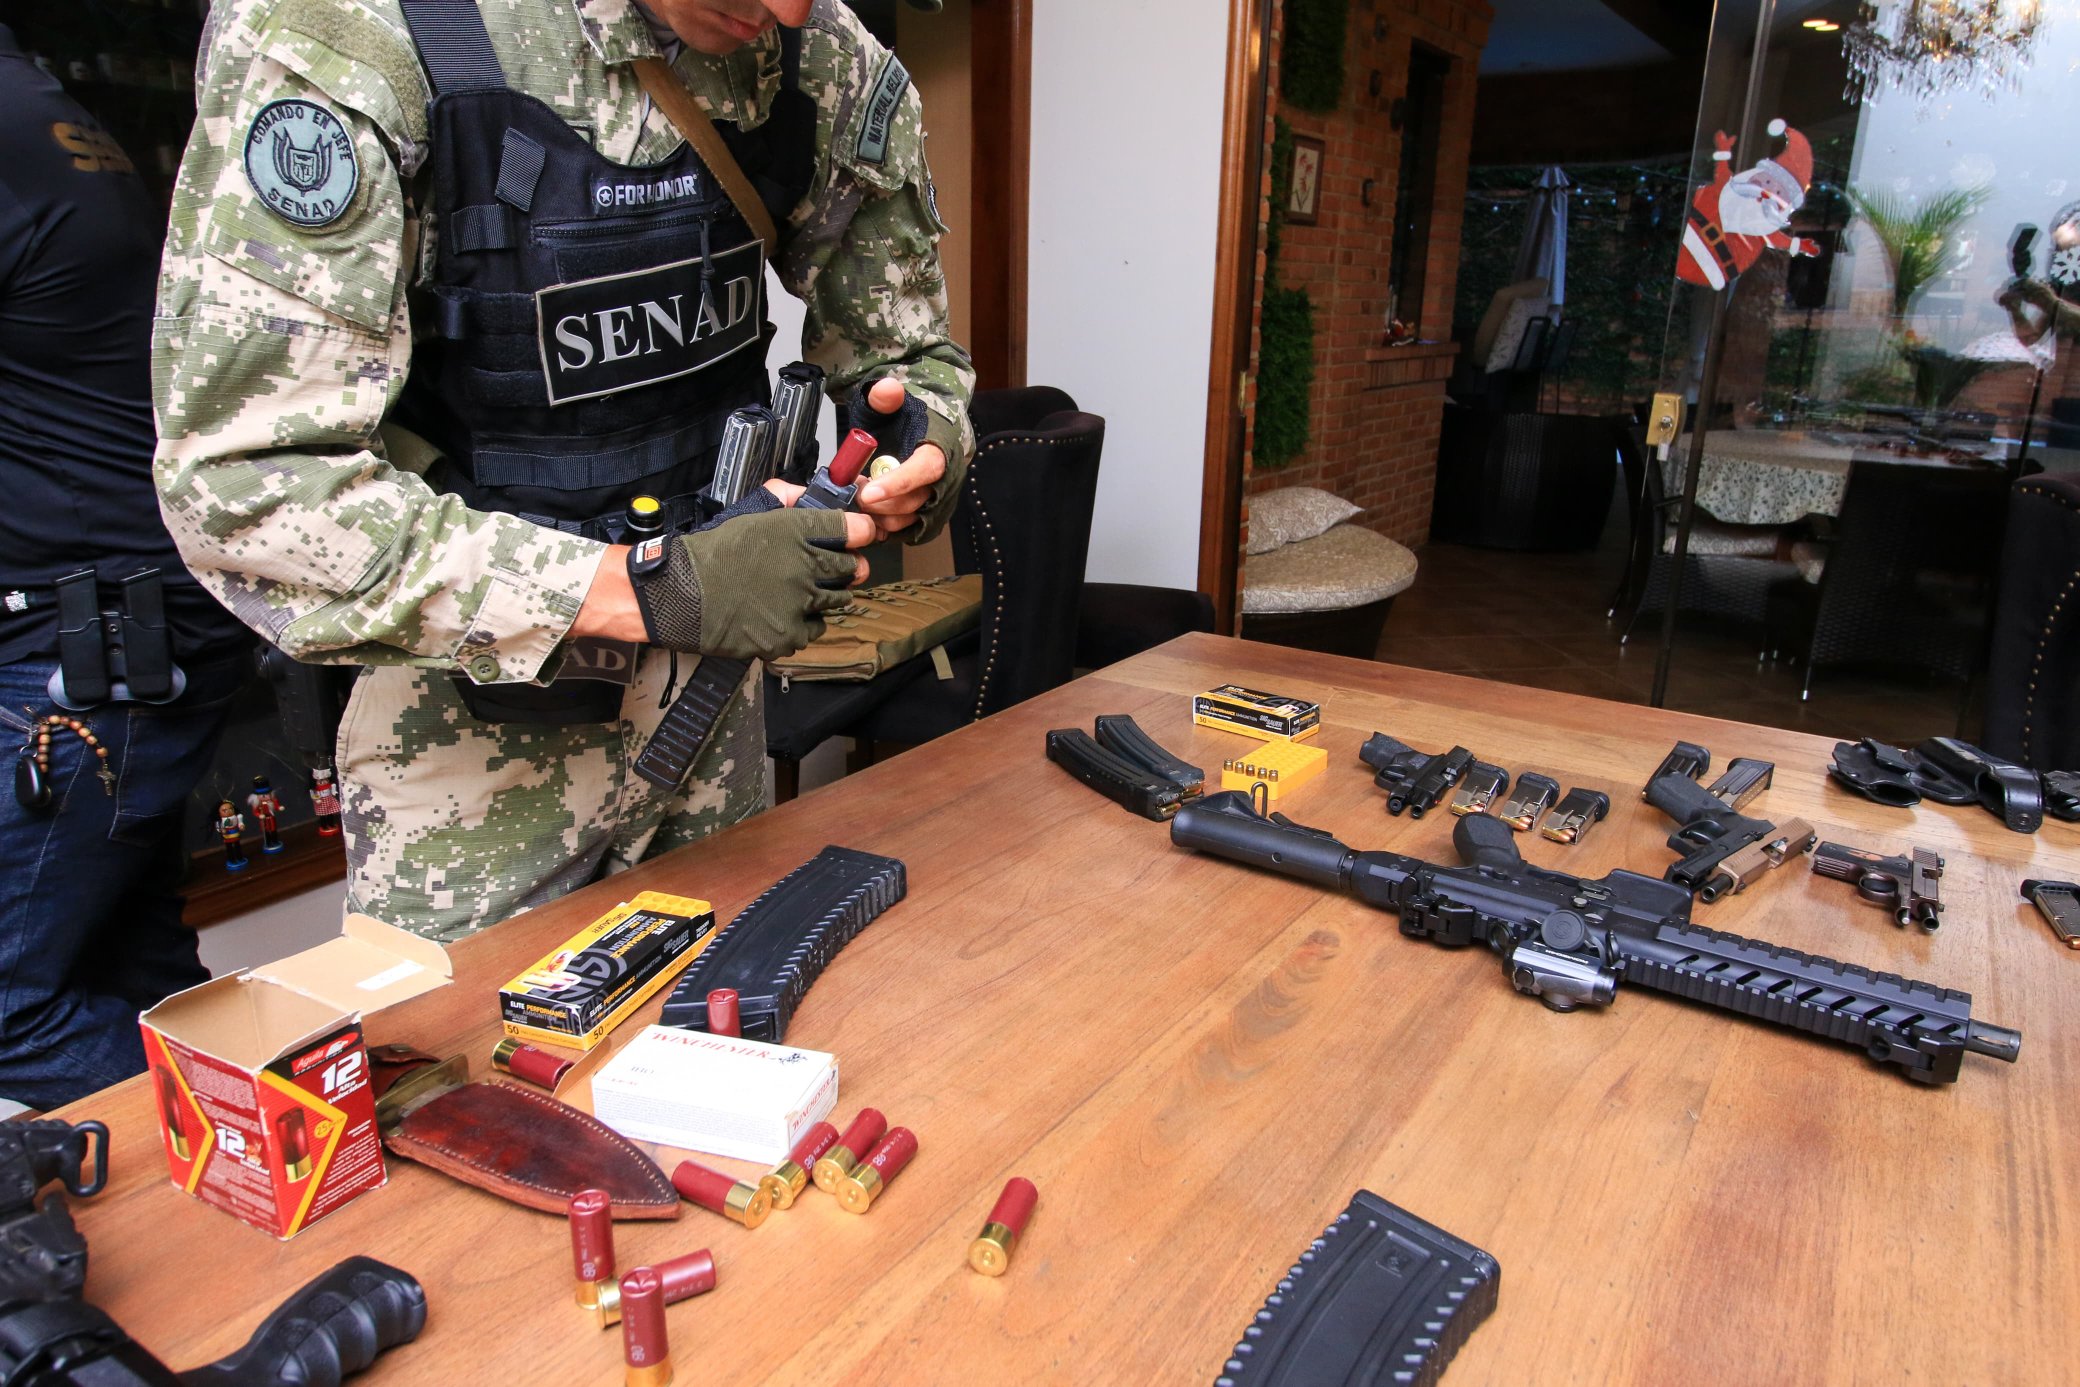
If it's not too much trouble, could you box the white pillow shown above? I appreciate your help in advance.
[1246,487,1363,555]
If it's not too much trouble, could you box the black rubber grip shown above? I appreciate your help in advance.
[178,1256,427,1387]
[1452,811,1523,872]
[1047,728,1193,821]
[657,846,906,1042]
[1215,1189,1499,1387]
[1645,771,1730,825]
[633,656,750,792]
[1093,714,1204,796]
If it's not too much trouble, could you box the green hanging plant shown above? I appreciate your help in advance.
[1281,0,1348,113]
[1256,284,1316,469]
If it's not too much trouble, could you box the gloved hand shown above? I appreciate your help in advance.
[628,507,857,661]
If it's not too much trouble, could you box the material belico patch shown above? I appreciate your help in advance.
[855,54,909,165]
[244,99,359,228]
[535,241,764,405]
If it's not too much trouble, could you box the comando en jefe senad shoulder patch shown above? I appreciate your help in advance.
[243,98,359,228]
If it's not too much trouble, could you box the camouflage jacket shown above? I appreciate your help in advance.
[153,0,973,683]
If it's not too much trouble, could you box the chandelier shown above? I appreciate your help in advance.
[1842,0,2044,104]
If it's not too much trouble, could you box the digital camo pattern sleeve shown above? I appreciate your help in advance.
[785,1,975,537]
[151,0,603,684]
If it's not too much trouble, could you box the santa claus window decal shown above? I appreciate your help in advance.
[1678,119,1819,292]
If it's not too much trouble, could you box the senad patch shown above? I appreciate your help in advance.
[243,99,359,229]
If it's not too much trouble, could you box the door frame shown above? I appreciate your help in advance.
[1196,0,1274,634]
[969,0,1031,392]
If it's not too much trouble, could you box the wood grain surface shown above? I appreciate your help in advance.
[59,636,2077,1385]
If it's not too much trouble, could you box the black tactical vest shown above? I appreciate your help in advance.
[392,0,815,720]
[394,0,815,539]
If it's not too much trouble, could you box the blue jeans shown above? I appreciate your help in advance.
[0,647,244,1109]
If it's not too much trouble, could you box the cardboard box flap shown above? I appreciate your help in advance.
[143,974,349,1071]
[251,914,452,1015]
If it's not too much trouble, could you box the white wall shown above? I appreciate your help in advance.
[1028,2,1230,589]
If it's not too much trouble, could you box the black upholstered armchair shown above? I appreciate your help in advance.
[1985,472,2080,768]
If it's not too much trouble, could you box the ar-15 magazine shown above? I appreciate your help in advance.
[1215,1189,1499,1387]
[659,846,907,1042]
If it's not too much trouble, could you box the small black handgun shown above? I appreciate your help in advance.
[1646,769,1815,902]
[1813,841,1944,931]
[1358,734,1472,818]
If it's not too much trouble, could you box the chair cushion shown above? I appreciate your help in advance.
[1482,295,1549,373]
[1790,538,1828,585]
[1246,487,1363,555]
[1661,520,1782,558]
[1242,523,1418,615]
[1471,276,1549,365]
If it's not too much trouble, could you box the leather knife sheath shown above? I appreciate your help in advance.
[369,1046,678,1220]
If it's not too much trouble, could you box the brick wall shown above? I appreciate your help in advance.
[1246,0,1492,548]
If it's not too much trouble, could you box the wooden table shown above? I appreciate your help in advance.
[61,636,2078,1385]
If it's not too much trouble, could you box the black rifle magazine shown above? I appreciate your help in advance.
[658,846,906,1042]
[1047,728,1194,820]
[1216,1190,1499,1387]
[1094,713,1206,797]
[634,656,752,792]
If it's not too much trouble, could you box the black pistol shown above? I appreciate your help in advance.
[1646,769,1815,902]
[1169,792,2020,1084]
[1357,733,1473,818]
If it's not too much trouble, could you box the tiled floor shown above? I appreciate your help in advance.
[1375,538,1973,747]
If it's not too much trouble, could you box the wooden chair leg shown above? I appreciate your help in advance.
[774,757,800,804]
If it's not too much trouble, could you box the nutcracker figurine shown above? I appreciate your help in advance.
[247,776,285,854]
[310,767,341,837]
[215,800,247,872]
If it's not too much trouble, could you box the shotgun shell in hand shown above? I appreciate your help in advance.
[837,1127,918,1214]
[761,1121,839,1210]
[570,1189,616,1312]
[968,1177,1038,1276]
[813,1108,887,1193]
[672,1158,771,1230]
[830,428,878,486]
[867,454,901,481]
[492,1037,574,1090]
[706,988,741,1038]
[620,1267,672,1387]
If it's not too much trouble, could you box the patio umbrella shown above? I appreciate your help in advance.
[1512,166,1571,317]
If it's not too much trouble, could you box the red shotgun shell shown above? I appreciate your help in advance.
[493,1038,575,1090]
[760,1120,839,1210]
[837,1126,918,1214]
[829,428,879,486]
[570,1189,616,1312]
[812,1107,887,1193]
[671,1158,772,1230]
[276,1108,312,1183]
[620,1266,671,1387]
[706,989,741,1038]
[156,1065,191,1160]
[969,1177,1039,1276]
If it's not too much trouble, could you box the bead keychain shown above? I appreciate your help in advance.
[3,706,113,811]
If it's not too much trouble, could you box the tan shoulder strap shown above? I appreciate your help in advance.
[631,56,780,250]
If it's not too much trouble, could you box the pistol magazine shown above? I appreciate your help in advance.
[1537,787,1608,844]
[1448,761,1510,818]
[2020,879,2080,948]
[1499,772,1559,832]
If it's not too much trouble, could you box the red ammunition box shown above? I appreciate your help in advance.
[139,915,451,1238]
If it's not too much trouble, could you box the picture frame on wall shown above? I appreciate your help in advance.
[1287,135,1325,225]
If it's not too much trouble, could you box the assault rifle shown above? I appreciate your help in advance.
[1169,791,2021,1084]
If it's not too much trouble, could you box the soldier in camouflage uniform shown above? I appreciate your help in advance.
[154,0,974,942]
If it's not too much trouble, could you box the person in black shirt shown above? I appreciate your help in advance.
[0,25,251,1110]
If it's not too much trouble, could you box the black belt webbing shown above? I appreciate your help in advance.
[398,0,506,95]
